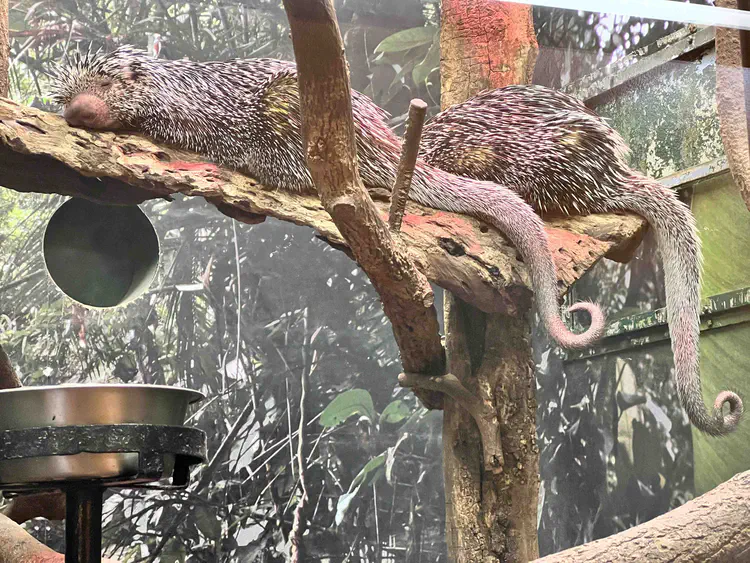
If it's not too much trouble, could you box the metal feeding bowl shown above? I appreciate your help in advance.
[0,384,207,563]
[0,384,205,490]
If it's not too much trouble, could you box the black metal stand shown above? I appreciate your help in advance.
[0,423,206,562]
[66,487,103,563]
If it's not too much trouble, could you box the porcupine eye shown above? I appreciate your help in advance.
[99,79,113,90]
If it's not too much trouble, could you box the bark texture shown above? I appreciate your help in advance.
[532,469,750,563]
[0,0,8,99]
[440,0,538,100]
[440,1,541,561]
[0,513,119,563]
[715,0,750,211]
[443,295,540,562]
[0,98,644,316]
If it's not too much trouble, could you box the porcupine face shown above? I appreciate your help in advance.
[51,46,153,131]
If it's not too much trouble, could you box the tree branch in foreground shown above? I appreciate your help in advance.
[0,512,120,563]
[533,469,750,562]
[1,468,746,562]
[281,0,445,408]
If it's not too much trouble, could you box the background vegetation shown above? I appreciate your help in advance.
[0,0,712,560]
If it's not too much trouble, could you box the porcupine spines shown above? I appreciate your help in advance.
[419,83,743,435]
[51,46,606,349]
[622,174,743,436]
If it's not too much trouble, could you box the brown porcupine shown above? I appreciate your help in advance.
[419,85,744,437]
[50,46,605,352]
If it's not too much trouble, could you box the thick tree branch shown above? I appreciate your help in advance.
[532,469,750,562]
[0,0,7,99]
[399,371,503,473]
[0,99,645,315]
[716,0,750,211]
[281,0,446,411]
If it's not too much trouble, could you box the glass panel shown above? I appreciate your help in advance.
[592,52,723,179]
[534,327,692,556]
[691,173,750,296]
[0,191,447,561]
[693,321,750,495]
[5,1,750,560]
[533,5,697,88]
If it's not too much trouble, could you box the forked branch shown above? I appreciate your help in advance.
[399,371,504,473]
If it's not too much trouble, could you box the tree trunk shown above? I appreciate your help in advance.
[0,0,7,99]
[444,295,540,562]
[440,1,540,562]
[715,0,750,211]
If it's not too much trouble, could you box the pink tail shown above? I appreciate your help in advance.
[408,166,606,349]
[615,175,743,436]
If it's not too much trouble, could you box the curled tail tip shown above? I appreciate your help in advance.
[690,390,744,437]
[547,301,606,350]
[713,390,744,436]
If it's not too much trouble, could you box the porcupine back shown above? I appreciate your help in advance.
[419,84,744,436]
[51,46,605,349]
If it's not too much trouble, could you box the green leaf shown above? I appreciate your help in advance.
[385,433,409,484]
[375,26,437,54]
[379,400,412,425]
[335,454,387,525]
[319,389,376,427]
[412,36,440,86]
[335,487,360,526]
[351,454,386,489]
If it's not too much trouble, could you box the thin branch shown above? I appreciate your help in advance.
[389,98,428,232]
[398,371,504,473]
[290,309,310,562]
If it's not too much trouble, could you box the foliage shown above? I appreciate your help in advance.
[1,0,707,560]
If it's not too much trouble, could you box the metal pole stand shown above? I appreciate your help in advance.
[65,487,104,563]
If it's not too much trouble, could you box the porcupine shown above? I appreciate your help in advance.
[418,84,744,436]
[50,46,604,351]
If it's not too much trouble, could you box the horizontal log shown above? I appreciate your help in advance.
[0,98,646,314]
[533,469,750,563]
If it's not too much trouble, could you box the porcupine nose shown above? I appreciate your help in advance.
[64,94,115,129]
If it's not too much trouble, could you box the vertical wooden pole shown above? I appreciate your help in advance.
[440,1,541,561]
[0,0,8,99]
[715,0,750,211]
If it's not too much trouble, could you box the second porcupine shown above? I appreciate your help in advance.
[51,46,604,352]
[420,85,744,437]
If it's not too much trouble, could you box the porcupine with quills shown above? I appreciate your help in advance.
[51,46,604,353]
[419,85,744,436]
[50,46,742,436]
